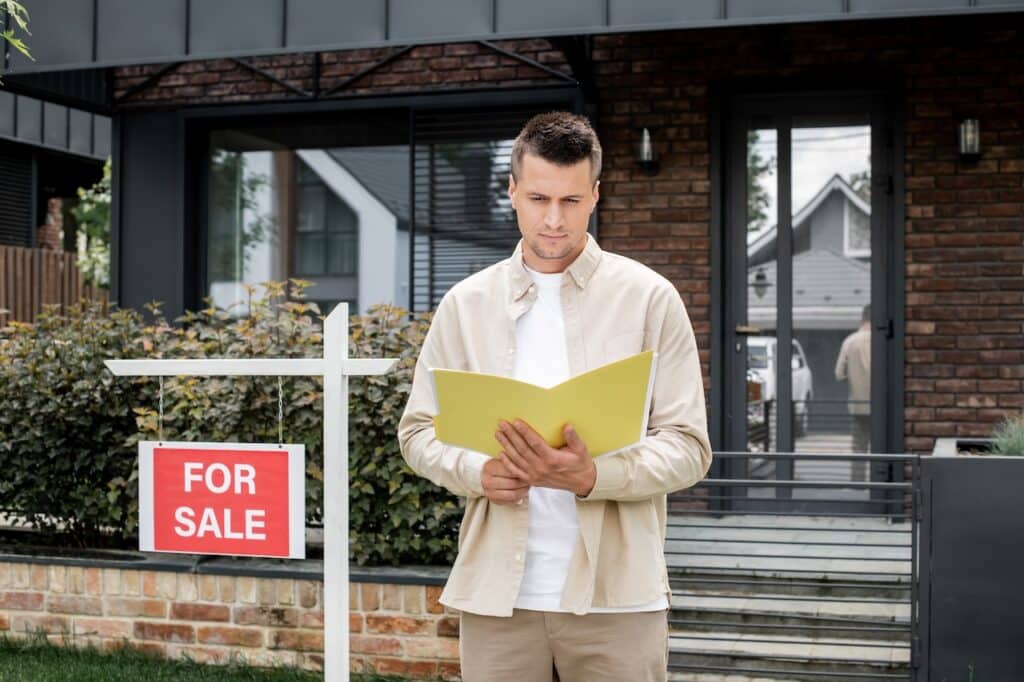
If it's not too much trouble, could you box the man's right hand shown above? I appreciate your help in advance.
[481,457,530,505]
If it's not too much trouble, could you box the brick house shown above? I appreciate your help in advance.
[3,1,1022,462]
[2,2,1023,678]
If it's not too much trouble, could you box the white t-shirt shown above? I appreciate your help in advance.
[512,263,668,613]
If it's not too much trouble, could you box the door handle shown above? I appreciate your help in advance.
[735,325,762,335]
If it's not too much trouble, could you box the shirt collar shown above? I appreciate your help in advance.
[509,233,603,301]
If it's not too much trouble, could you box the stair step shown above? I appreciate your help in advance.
[671,591,910,625]
[665,552,911,581]
[671,574,910,600]
[669,629,910,680]
[668,671,810,682]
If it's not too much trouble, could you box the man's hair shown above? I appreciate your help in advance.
[862,304,871,322]
[510,111,602,185]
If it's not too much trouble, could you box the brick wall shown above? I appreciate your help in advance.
[113,40,570,107]
[111,13,1024,451]
[587,13,1024,452]
[0,561,460,679]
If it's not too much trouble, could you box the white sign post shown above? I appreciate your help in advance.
[105,303,397,682]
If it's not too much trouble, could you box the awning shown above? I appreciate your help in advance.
[3,0,1022,77]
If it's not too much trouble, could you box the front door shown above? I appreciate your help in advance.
[722,91,900,514]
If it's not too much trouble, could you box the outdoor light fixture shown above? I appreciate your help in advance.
[635,126,660,176]
[958,118,981,162]
[751,267,771,300]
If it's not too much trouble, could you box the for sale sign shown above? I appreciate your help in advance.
[138,441,305,559]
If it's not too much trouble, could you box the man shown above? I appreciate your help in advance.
[835,304,872,455]
[398,112,712,682]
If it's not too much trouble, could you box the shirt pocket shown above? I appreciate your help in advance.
[602,329,646,364]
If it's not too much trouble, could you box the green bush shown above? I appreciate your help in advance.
[992,412,1024,456]
[0,281,462,565]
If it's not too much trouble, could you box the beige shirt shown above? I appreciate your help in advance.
[835,325,871,416]
[397,234,713,616]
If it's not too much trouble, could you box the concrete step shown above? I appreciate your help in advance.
[668,628,910,682]
[670,569,910,600]
[670,590,910,643]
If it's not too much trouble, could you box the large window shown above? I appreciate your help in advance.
[200,102,574,315]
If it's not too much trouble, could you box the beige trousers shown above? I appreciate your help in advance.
[459,608,669,682]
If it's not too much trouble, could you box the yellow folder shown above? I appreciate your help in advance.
[429,350,658,458]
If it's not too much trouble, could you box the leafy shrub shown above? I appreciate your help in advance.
[0,282,462,565]
[992,412,1024,456]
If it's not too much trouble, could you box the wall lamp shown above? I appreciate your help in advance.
[635,126,660,176]
[958,118,981,163]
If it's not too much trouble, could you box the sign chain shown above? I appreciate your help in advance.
[158,375,164,444]
[277,376,284,446]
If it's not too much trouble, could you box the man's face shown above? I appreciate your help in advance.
[508,152,599,273]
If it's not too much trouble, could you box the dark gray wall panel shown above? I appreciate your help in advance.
[3,0,1024,74]
[43,103,68,148]
[96,0,188,62]
[15,97,41,143]
[94,117,112,158]
[6,0,94,71]
[496,0,606,33]
[189,0,285,57]
[851,0,967,11]
[0,92,14,137]
[286,0,386,47]
[729,0,844,19]
[1,94,105,159]
[922,457,1024,681]
[610,0,720,26]
[69,109,93,156]
[117,111,183,316]
[389,0,493,41]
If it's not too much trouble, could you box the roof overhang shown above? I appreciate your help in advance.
[0,91,110,159]
[4,0,1023,77]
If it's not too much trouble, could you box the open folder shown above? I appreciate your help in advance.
[428,350,658,458]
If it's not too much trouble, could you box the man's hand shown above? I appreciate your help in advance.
[481,457,530,505]
[495,420,597,498]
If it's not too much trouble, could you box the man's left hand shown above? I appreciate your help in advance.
[494,420,597,498]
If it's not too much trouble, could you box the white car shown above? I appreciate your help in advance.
[747,336,814,436]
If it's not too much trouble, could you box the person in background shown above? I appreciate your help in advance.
[836,304,872,454]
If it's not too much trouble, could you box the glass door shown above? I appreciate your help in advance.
[724,92,896,514]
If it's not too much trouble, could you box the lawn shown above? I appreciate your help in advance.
[0,636,408,682]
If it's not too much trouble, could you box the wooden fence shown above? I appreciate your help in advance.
[0,245,109,326]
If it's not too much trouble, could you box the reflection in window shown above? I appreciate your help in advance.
[294,160,358,278]
[206,149,281,313]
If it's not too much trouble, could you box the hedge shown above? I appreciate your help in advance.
[0,281,462,565]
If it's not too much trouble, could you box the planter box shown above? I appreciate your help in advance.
[931,437,996,457]
[918,452,1024,681]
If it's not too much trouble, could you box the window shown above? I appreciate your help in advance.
[294,160,358,278]
[844,201,871,258]
[748,345,769,370]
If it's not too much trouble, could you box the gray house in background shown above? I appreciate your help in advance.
[747,175,872,436]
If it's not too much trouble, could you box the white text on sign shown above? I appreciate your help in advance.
[174,462,267,540]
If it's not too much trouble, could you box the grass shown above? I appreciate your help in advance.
[0,635,410,682]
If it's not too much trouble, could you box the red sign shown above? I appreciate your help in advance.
[138,441,305,559]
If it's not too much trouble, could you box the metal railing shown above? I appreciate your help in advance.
[666,450,920,681]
